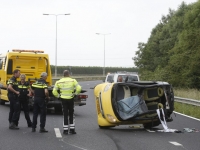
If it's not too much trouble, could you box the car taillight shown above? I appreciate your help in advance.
[78,95,88,99]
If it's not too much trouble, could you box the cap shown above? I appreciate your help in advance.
[40,72,47,77]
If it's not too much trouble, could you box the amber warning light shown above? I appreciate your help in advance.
[12,49,44,53]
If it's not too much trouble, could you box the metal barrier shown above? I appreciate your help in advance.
[174,96,200,107]
[52,78,200,107]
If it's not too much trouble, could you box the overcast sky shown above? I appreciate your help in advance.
[0,0,197,67]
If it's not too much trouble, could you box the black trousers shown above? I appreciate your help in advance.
[19,97,32,125]
[8,94,20,124]
[61,98,75,131]
[32,97,46,128]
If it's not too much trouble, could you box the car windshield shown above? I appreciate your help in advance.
[121,75,138,82]
[127,75,138,81]
[107,75,114,82]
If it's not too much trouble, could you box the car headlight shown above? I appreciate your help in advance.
[106,114,117,123]
[104,83,112,92]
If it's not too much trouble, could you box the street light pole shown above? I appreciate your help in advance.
[43,13,70,77]
[96,33,111,76]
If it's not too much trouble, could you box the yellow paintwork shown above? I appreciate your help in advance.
[94,83,119,126]
[94,82,160,127]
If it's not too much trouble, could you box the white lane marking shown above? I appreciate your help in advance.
[174,111,200,121]
[169,141,182,146]
[146,129,155,132]
[54,128,62,138]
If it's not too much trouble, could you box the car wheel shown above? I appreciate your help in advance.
[0,100,5,105]
[54,106,62,113]
[143,122,160,129]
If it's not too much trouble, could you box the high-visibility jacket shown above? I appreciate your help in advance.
[53,77,81,99]
[31,78,48,98]
[7,76,19,94]
[18,81,30,99]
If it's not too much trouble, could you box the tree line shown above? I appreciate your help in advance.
[133,1,200,89]
[50,65,138,76]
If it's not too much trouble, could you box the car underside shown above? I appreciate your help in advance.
[111,81,174,127]
[94,81,174,129]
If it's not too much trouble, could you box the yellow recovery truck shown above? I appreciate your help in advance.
[0,49,87,111]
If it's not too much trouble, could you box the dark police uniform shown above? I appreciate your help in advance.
[7,76,20,128]
[18,81,32,127]
[31,78,48,131]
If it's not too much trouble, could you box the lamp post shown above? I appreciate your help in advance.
[43,13,70,77]
[96,33,111,76]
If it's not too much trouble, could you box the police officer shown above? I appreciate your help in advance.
[7,69,21,130]
[31,72,49,133]
[18,74,32,127]
[53,70,81,135]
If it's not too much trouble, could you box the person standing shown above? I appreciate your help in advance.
[117,76,123,82]
[31,72,49,133]
[7,69,21,130]
[53,70,81,135]
[18,74,32,127]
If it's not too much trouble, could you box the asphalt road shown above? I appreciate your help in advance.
[0,80,199,150]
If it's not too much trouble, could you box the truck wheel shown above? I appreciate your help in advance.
[54,106,62,113]
[143,121,160,129]
[0,100,5,105]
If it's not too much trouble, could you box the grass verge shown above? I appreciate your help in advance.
[175,102,200,119]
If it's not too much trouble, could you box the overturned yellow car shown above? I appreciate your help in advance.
[94,81,174,129]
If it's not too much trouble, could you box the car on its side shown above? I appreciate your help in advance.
[94,81,174,129]
[105,72,139,83]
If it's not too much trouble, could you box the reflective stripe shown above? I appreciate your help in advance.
[18,86,29,88]
[54,87,59,90]
[63,127,68,130]
[61,93,74,96]
[60,87,74,90]
[69,124,75,127]
[32,84,47,88]
[69,124,75,129]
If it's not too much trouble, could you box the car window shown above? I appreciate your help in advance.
[107,75,114,82]
[128,75,138,81]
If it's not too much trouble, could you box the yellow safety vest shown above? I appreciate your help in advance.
[53,77,81,99]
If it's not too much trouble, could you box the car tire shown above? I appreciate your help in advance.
[54,106,62,113]
[143,121,160,129]
[0,100,5,105]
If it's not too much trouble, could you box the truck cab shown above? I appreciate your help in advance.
[0,49,52,104]
[0,49,88,111]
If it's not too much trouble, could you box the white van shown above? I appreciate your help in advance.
[105,72,139,83]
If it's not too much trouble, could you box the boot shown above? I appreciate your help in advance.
[63,130,68,135]
[39,128,48,133]
[9,122,19,130]
[28,122,33,128]
[32,128,36,132]
[69,129,76,134]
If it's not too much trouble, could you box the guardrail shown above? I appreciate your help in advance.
[52,76,105,84]
[174,96,200,107]
[52,78,200,107]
